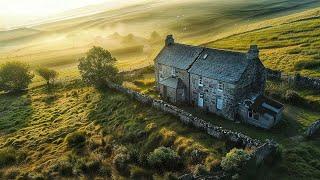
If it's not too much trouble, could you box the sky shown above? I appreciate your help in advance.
[0,0,146,29]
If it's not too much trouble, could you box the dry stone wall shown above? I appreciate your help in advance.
[106,81,277,163]
[266,68,320,90]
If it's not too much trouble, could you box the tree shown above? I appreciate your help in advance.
[78,46,121,87]
[0,61,34,92]
[36,67,58,87]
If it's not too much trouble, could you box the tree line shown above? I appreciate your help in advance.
[0,46,120,93]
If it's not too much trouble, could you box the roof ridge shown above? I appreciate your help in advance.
[174,43,246,55]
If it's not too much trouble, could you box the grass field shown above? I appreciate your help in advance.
[124,67,320,180]
[1,0,320,76]
[0,0,320,179]
[205,10,320,77]
[0,80,235,179]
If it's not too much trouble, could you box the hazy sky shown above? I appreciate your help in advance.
[0,0,146,29]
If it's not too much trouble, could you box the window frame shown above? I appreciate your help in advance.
[171,67,176,77]
[216,97,223,110]
[198,76,203,87]
[217,82,224,92]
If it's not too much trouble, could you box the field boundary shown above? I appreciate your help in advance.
[266,68,320,90]
[106,81,278,164]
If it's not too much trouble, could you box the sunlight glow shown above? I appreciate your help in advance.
[0,0,145,29]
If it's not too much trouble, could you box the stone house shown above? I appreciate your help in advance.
[155,35,284,129]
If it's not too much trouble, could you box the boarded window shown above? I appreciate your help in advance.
[216,98,223,110]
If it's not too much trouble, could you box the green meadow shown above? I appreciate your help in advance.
[0,0,320,179]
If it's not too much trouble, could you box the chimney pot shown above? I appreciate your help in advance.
[165,35,175,46]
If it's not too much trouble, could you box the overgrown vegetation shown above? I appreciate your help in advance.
[0,79,230,179]
[0,61,34,92]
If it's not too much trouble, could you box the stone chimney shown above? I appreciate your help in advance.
[247,45,259,60]
[165,35,175,46]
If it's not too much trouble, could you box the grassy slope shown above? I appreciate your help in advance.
[1,0,320,75]
[123,67,320,179]
[0,80,230,178]
[205,11,320,77]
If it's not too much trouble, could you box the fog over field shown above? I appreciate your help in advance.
[0,0,320,76]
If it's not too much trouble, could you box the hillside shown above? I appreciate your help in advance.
[0,0,320,76]
[0,80,233,179]
[205,9,320,77]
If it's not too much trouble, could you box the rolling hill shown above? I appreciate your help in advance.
[1,0,320,76]
[205,8,320,77]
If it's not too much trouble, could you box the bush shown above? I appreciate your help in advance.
[221,148,250,173]
[193,164,209,176]
[147,147,182,172]
[0,148,17,168]
[65,131,86,149]
[113,146,131,175]
[205,156,221,172]
[285,90,303,105]
[130,166,153,180]
[0,61,34,92]
[56,161,73,177]
[164,172,179,180]
[78,159,102,175]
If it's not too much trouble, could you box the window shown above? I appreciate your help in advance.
[217,82,224,92]
[171,67,176,77]
[199,76,203,87]
[248,110,253,118]
[216,98,223,110]
[254,114,259,120]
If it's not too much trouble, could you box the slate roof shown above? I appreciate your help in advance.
[250,95,284,118]
[188,48,249,83]
[155,43,204,70]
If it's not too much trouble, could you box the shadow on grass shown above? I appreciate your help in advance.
[181,105,306,144]
[0,91,33,134]
[86,88,234,163]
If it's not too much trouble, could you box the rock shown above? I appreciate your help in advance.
[305,120,320,138]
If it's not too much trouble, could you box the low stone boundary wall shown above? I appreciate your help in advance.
[305,120,320,138]
[266,68,320,90]
[106,82,277,162]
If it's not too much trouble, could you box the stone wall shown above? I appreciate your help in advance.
[266,68,320,90]
[294,74,320,90]
[305,120,320,138]
[106,81,278,164]
[107,82,268,147]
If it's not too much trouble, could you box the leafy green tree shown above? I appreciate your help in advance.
[36,67,58,87]
[78,46,121,87]
[0,61,34,92]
